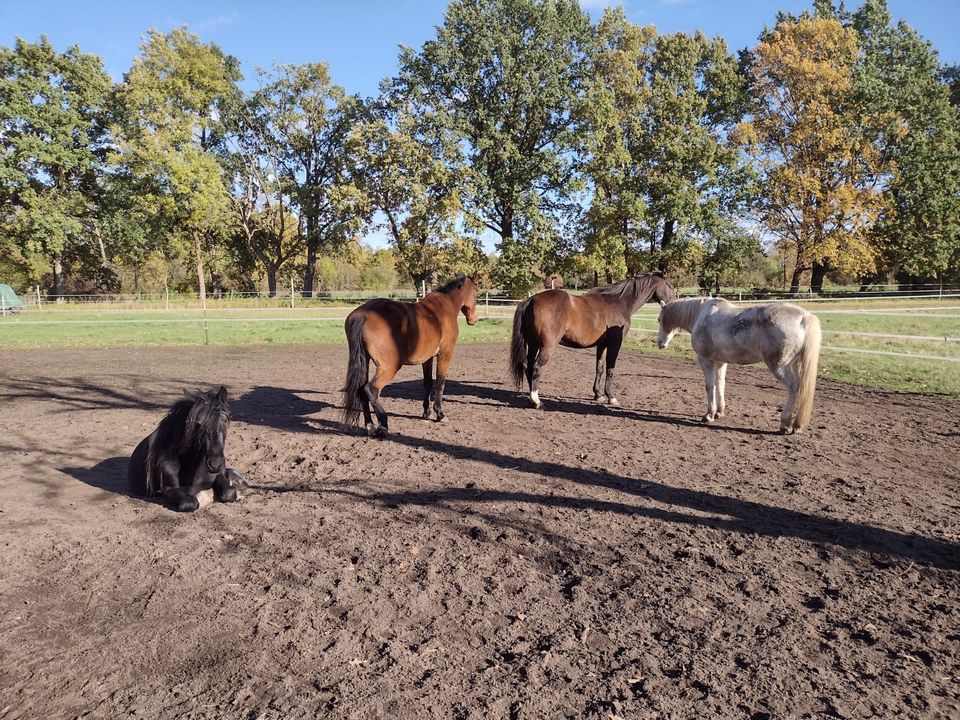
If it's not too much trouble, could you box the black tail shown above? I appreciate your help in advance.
[509,298,531,390]
[341,313,369,427]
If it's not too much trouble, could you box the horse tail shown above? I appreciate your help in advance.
[794,312,821,431]
[341,312,369,427]
[509,298,532,389]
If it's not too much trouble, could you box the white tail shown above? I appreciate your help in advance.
[793,314,821,431]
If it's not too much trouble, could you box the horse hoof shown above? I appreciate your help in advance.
[593,394,603,402]
[174,497,200,512]
[373,425,388,439]
[216,486,238,503]
[701,415,714,424]
[422,410,431,420]
[435,412,446,423]
[608,397,620,407]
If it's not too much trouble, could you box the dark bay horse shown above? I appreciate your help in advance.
[342,274,478,437]
[128,386,248,512]
[509,273,676,408]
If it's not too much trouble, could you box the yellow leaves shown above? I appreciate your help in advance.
[745,16,895,279]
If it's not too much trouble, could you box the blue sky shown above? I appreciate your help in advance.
[2,1,958,99]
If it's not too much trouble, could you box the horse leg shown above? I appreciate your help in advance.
[421,358,435,419]
[766,360,799,433]
[526,345,540,408]
[226,468,249,490]
[530,345,554,409]
[603,326,623,406]
[162,486,200,512]
[364,362,400,437]
[432,351,453,421]
[213,471,237,503]
[715,363,728,418]
[593,344,606,401]
[699,356,719,423]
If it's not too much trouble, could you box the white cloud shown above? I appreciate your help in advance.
[192,12,240,31]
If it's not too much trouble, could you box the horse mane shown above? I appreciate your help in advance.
[145,388,229,495]
[436,273,467,294]
[585,273,670,305]
[661,297,709,332]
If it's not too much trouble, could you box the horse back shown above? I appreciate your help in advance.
[563,292,627,347]
[356,297,446,365]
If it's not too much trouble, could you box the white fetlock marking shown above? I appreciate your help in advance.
[608,397,619,406]
[530,390,539,406]
[195,489,215,510]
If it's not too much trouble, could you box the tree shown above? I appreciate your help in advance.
[111,27,241,301]
[394,0,592,296]
[252,63,367,296]
[844,0,960,286]
[0,37,112,296]
[740,16,892,292]
[580,10,752,283]
[351,99,482,292]
[227,91,305,296]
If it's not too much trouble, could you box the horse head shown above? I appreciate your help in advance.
[440,273,478,325]
[462,276,479,325]
[184,386,230,473]
[651,273,677,307]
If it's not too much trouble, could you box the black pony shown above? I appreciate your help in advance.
[128,386,247,512]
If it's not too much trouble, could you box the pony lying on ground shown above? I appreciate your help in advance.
[657,297,821,434]
[128,386,248,511]
[342,274,478,437]
[509,273,676,409]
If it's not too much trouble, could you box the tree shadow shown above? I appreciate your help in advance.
[269,416,959,572]
[0,376,174,413]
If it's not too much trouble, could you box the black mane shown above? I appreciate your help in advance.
[436,273,467,294]
[145,388,229,495]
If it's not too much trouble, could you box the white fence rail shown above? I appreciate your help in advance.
[3,290,959,366]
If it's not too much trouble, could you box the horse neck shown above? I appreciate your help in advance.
[668,299,704,332]
[423,289,461,317]
[624,282,655,314]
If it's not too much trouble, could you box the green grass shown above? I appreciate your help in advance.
[2,299,958,396]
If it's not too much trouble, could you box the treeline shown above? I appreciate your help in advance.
[1,0,958,298]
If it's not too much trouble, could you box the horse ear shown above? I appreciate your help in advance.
[217,385,228,403]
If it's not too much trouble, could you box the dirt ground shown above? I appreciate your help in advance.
[1,343,958,720]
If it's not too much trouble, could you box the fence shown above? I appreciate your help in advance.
[2,288,959,368]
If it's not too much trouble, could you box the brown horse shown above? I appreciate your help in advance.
[509,273,676,408]
[342,274,478,436]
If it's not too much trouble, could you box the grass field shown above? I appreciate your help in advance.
[1,298,958,395]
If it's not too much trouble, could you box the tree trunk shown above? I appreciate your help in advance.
[51,253,64,299]
[789,266,805,294]
[659,219,675,272]
[302,214,317,298]
[194,232,207,302]
[266,263,278,297]
[810,262,828,294]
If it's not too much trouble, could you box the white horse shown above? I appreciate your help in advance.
[657,297,822,433]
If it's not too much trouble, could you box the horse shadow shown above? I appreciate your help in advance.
[231,385,335,433]
[60,456,130,498]
[389,378,781,435]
